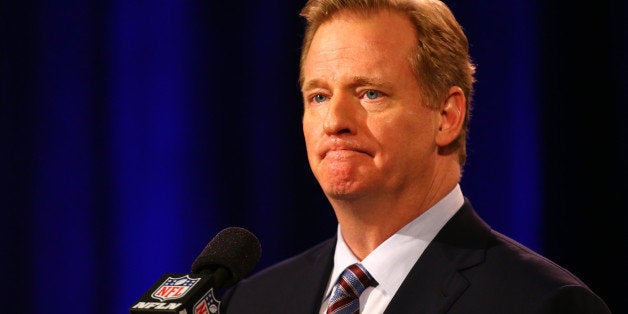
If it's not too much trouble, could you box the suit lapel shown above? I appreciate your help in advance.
[384,201,490,313]
[282,237,336,314]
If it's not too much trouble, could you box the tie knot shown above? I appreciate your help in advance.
[342,263,377,295]
[326,263,377,314]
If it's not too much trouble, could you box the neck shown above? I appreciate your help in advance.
[330,167,460,260]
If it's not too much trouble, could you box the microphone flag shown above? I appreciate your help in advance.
[130,273,221,313]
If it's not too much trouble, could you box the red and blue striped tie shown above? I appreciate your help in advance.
[326,263,377,314]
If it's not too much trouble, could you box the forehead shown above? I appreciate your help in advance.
[302,9,417,85]
[313,8,415,53]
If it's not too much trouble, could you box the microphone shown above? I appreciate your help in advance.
[130,227,262,313]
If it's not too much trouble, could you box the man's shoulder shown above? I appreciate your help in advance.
[445,200,590,287]
[484,230,589,287]
[220,237,336,313]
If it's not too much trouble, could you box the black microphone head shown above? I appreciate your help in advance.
[190,227,261,288]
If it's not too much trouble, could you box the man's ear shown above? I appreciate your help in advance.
[435,86,466,146]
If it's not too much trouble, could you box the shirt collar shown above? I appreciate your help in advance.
[323,184,464,299]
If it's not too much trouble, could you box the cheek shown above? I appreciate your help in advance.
[370,112,435,156]
[302,116,319,153]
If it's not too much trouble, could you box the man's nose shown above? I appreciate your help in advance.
[322,93,359,135]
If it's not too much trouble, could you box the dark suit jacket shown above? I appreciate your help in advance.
[221,200,611,313]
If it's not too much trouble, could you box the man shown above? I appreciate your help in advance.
[221,0,611,313]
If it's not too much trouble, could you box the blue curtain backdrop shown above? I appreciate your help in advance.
[2,0,626,313]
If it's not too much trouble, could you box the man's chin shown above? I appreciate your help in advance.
[322,182,365,201]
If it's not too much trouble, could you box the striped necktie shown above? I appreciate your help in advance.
[326,263,378,314]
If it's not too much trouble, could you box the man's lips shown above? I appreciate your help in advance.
[318,139,373,159]
[323,149,368,159]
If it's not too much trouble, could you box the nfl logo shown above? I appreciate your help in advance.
[194,288,221,314]
[151,275,200,301]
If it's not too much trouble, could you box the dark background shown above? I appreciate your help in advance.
[2,0,626,313]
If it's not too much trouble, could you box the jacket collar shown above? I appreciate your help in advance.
[384,200,490,313]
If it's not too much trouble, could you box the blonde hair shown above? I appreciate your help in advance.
[299,0,476,165]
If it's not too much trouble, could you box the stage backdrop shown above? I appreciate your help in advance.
[2,0,626,313]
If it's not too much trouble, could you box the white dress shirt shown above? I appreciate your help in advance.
[319,184,464,314]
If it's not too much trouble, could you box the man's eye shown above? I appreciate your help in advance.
[364,90,380,99]
[313,94,327,103]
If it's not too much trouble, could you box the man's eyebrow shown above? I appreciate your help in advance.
[302,76,392,92]
[349,75,392,89]
[301,79,325,92]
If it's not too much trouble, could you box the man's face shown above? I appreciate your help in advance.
[301,9,441,201]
